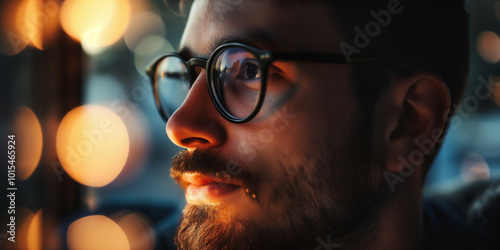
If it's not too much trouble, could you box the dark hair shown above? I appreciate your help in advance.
[327,0,469,171]
[329,0,469,114]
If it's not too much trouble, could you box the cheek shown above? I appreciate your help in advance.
[222,64,357,200]
[227,64,357,169]
[288,64,357,144]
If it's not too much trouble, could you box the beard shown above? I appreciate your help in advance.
[171,112,388,250]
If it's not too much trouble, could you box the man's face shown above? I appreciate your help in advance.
[167,0,386,248]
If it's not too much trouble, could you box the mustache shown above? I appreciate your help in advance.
[170,149,257,199]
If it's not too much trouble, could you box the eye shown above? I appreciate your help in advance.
[237,60,261,81]
[162,71,188,79]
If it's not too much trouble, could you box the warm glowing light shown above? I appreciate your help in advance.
[0,0,59,54]
[128,0,151,13]
[27,210,42,250]
[11,208,34,250]
[1,1,29,55]
[134,35,174,75]
[124,11,166,52]
[25,0,43,50]
[461,153,490,182]
[11,107,43,180]
[493,76,500,107]
[116,212,155,250]
[67,215,130,250]
[23,0,60,50]
[85,189,98,211]
[478,31,500,63]
[83,76,150,184]
[60,0,131,54]
[111,105,150,184]
[56,105,129,187]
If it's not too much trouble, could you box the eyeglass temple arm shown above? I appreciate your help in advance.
[272,52,390,66]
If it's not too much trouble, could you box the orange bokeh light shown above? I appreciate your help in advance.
[24,0,42,50]
[111,105,150,185]
[124,11,165,51]
[67,215,130,250]
[494,76,500,107]
[0,0,59,55]
[60,0,131,53]
[56,105,129,187]
[23,0,59,50]
[461,153,490,183]
[11,107,43,180]
[478,31,500,63]
[1,0,29,55]
[115,212,155,250]
[9,208,42,250]
[27,210,42,250]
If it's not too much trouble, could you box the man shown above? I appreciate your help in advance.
[147,0,498,249]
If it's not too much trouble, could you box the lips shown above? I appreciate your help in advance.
[181,172,243,204]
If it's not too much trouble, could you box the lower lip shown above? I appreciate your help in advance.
[186,183,240,204]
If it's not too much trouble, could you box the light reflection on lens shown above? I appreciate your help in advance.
[156,56,189,118]
[212,47,261,119]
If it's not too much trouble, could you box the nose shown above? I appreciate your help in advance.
[166,70,227,150]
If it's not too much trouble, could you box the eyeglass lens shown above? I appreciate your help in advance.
[210,47,262,119]
[155,47,264,120]
[155,55,191,118]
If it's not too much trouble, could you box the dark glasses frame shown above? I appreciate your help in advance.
[146,42,389,123]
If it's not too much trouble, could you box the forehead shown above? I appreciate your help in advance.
[180,0,344,56]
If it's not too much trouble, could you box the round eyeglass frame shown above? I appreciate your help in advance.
[146,42,389,124]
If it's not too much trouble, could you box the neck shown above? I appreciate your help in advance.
[352,173,425,250]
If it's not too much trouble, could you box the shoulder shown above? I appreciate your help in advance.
[423,179,500,250]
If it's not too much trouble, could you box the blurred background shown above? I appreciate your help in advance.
[0,0,499,249]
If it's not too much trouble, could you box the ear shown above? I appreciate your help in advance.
[373,74,451,173]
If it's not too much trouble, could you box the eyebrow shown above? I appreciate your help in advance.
[178,30,288,60]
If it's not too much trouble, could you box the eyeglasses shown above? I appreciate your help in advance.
[146,42,387,123]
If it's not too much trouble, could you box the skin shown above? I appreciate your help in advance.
[165,0,451,249]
